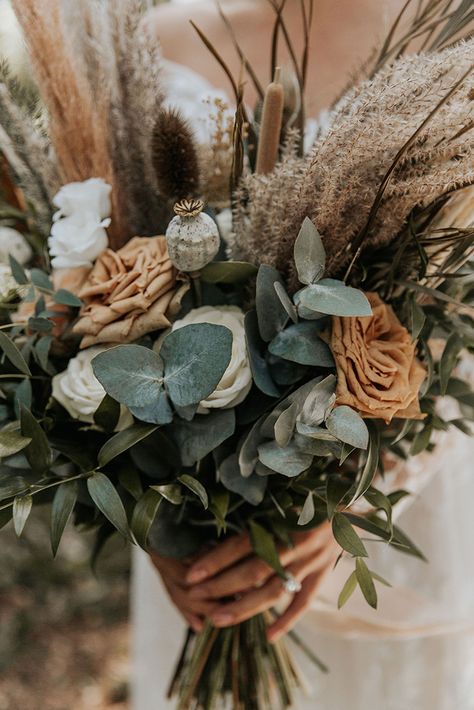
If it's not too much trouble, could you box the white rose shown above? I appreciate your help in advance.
[48,212,110,268]
[0,227,33,266]
[0,263,20,301]
[171,305,252,411]
[52,346,133,430]
[53,178,111,221]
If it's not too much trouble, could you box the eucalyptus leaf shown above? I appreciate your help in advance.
[34,335,53,372]
[326,406,369,450]
[148,500,205,558]
[249,520,285,577]
[14,379,32,420]
[256,265,288,341]
[332,513,368,557]
[299,279,372,317]
[53,289,83,307]
[244,310,280,397]
[238,416,265,478]
[87,472,130,539]
[51,481,77,556]
[347,423,380,506]
[337,570,358,609]
[98,423,158,467]
[118,468,143,501]
[269,321,334,367]
[201,261,257,283]
[274,281,298,323]
[299,374,336,426]
[219,454,267,505]
[258,440,312,477]
[274,402,298,447]
[131,488,162,549]
[92,345,164,408]
[169,409,235,467]
[129,389,173,425]
[30,268,53,291]
[94,394,121,433]
[150,483,183,505]
[161,324,233,407]
[298,491,315,525]
[178,474,208,509]
[13,494,32,536]
[355,557,377,609]
[0,330,31,375]
[294,217,326,285]
[9,255,28,285]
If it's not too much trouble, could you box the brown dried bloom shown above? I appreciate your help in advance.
[331,293,426,424]
[74,236,186,348]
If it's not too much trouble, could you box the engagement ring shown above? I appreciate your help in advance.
[282,574,302,594]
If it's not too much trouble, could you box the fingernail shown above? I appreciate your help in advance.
[211,613,234,627]
[187,568,207,584]
[188,585,208,599]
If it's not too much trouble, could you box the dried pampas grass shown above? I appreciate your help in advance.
[232,39,474,289]
[8,0,166,246]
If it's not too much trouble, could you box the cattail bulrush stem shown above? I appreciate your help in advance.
[255,68,284,175]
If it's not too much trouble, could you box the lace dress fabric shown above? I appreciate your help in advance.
[131,61,474,710]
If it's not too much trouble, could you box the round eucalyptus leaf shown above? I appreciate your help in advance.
[92,345,164,408]
[169,409,235,467]
[220,453,267,505]
[268,321,335,367]
[258,440,312,477]
[326,405,369,449]
[299,279,372,317]
[161,323,233,407]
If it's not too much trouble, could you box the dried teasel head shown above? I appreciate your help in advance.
[151,108,201,202]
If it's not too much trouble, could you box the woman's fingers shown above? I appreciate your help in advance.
[266,570,325,643]
[186,533,252,584]
[210,575,286,627]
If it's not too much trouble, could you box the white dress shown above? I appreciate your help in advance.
[131,61,474,710]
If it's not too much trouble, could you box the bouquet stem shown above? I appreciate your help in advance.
[169,614,324,710]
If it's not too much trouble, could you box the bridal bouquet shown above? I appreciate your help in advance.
[1,1,473,708]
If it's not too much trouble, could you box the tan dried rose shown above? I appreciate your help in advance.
[73,236,187,348]
[331,292,426,424]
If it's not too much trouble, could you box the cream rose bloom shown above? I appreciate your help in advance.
[171,306,252,410]
[0,227,32,266]
[53,178,111,220]
[48,212,110,269]
[52,346,133,429]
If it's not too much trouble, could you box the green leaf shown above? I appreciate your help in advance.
[258,440,312,477]
[0,427,32,457]
[347,421,380,506]
[244,310,280,397]
[150,484,183,505]
[34,335,52,372]
[0,330,31,375]
[87,472,130,539]
[439,333,464,395]
[98,423,158,467]
[294,217,326,285]
[161,324,233,407]
[9,255,28,285]
[200,261,257,283]
[51,481,77,556]
[299,279,372,317]
[410,424,432,455]
[30,268,53,291]
[337,570,358,609]
[219,454,267,505]
[326,406,369,449]
[118,468,143,501]
[20,405,52,475]
[249,520,285,577]
[238,416,264,477]
[332,513,368,557]
[256,264,288,341]
[268,321,334,367]
[274,282,298,323]
[94,393,121,433]
[326,476,353,520]
[13,494,32,536]
[129,389,173,425]
[355,557,377,609]
[410,299,426,340]
[209,490,229,531]
[169,409,235,467]
[298,491,315,525]
[92,345,164,408]
[178,474,208,509]
[370,570,392,587]
[53,289,83,307]
[274,402,298,447]
[299,375,336,426]
[131,488,162,549]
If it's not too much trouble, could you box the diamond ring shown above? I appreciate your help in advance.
[282,573,302,594]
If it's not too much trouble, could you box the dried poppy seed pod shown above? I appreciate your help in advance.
[165,199,220,272]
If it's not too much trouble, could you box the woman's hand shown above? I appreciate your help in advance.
[149,552,218,634]
[184,522,341,642]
